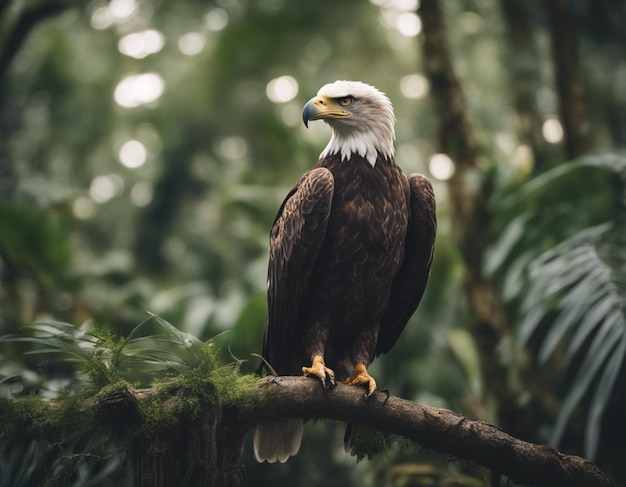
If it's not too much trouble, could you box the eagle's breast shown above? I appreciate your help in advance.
[308,153,408,329]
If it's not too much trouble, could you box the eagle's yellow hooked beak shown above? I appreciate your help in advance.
[302,96,351,128]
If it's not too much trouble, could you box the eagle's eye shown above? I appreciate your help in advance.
[338,96,354,107]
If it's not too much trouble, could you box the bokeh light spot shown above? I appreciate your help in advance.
[118,30,164,59]
[266,76,299,103]
[391,0,419,10]
[119,140,147,168]
[400,74,429,99]
[429,153,455,181]
[114,73,164,108]
[178,32,206,56]
[73,196,95,219]
[91,7,114,30]
[89,175,124,203]
[205,8,229,31]
[542,117,564,143]
[511,144,534,177]
[395,12,422,37]
[108,0,137,22]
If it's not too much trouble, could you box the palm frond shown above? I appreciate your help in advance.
[518,223,614,343]
[502,151,626,208]
[519,222,626,460]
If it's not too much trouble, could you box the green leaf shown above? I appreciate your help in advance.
[538,275,604,363]
[550,315,623,449]
[585,334,626,460]
[484,215,528,276]
[563,293,620,369]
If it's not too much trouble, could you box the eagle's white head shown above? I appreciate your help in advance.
[302,80,395,167]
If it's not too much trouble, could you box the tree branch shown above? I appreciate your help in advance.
[230,376,613,487]
[2,376,613,486]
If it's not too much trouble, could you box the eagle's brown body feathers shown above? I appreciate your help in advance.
[254,81,436,463]
[264,153,430,380]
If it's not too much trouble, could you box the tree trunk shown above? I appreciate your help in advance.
[131,412,245,487]
[499,0,544,165]
[418,0,521,436]
[547,0,593,158]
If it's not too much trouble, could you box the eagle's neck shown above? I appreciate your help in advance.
[320,121,395,168]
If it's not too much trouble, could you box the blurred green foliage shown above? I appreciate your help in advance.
[1,0,625,485]
[0,317,256,487]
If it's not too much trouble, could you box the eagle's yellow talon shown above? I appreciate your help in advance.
[344,363,377,397]
[302,355,336,389]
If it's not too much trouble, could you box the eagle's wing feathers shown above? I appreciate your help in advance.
[263,167,334,374]
[375,173,436,356]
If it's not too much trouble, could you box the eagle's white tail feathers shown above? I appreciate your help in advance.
[253,419,304,463]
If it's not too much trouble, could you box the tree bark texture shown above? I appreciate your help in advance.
[239,377,612,487]
[418,0,522,436]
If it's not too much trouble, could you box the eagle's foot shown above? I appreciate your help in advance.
[302,355,336,390]
[344,363,377,398]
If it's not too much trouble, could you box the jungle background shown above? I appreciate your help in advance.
[1,0,625,485]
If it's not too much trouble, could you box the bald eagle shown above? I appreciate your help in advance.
[254,80,436,463]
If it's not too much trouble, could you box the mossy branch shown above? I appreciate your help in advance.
[3,375,612,487]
